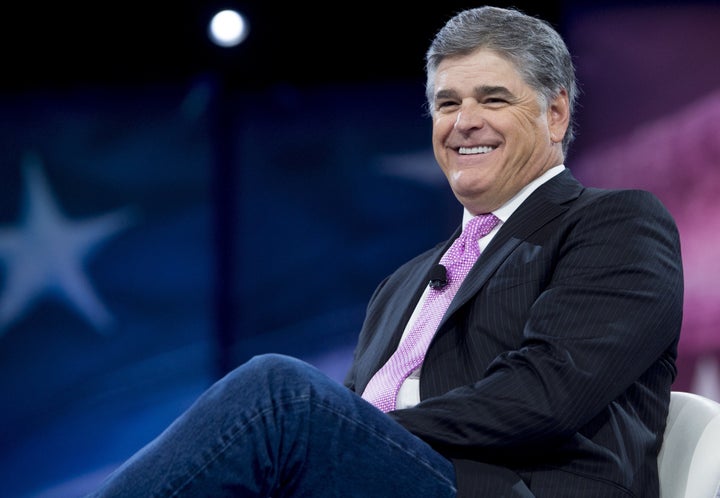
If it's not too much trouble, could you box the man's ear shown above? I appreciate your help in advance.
[547,88,570,144]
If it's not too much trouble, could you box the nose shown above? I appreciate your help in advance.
[453,101,485,133]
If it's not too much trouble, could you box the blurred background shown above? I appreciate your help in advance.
[0,0,718,496]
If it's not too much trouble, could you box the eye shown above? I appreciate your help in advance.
[435,100,460,112]
[483,97,508,106]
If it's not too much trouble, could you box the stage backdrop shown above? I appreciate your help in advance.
[1,2,719,497]
[566,1,720,398]
[0,80,458,497]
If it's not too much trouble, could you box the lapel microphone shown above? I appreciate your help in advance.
[428,264,448,289]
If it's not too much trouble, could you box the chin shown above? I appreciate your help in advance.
[451,177,491,197]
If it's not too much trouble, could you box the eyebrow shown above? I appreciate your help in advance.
[475,85,514,99]
[434,85,515,101]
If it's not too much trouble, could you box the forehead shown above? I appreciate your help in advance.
[434,48,524,90]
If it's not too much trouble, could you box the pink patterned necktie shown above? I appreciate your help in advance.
[361,213,500,412]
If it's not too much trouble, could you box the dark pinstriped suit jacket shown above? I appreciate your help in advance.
[344,169,683,498]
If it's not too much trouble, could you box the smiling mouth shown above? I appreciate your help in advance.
[458,146,495,155]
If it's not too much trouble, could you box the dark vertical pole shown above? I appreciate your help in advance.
[210,75,236,378]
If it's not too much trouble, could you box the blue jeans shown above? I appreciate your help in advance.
[87,353,457,497]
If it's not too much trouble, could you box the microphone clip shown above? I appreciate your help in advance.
[428,264,448,290]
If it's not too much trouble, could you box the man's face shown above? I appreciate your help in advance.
[431,48,568,214]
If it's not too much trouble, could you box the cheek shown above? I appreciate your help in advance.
[431,121,450,159]
[502,121,544,161]
[431,124,442,145]
[503,106,543,130]
[432,114,455,139]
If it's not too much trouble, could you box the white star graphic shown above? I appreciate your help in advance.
[0,152,137,336]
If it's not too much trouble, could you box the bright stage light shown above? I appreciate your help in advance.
[208,9,248,48]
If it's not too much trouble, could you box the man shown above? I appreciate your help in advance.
[88,6,682,497]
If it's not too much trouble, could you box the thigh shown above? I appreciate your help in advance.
[253,354,458,497]
[89,353,457,498]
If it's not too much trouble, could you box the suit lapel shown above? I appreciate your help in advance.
[442,169,585,322]
[356,170,585,387]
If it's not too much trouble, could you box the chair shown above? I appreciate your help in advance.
[658,391,720,498]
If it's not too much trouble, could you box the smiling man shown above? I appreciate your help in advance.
[430,49,570,215]
[88,6,683,498]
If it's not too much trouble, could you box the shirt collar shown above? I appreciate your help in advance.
[462,164,566,228]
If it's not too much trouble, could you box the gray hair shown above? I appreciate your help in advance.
[425,6,579,156]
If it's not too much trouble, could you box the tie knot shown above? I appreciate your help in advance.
[440,213,500,266]
[465,213,500,242]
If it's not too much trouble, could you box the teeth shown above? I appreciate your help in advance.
[458,146,494,155]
